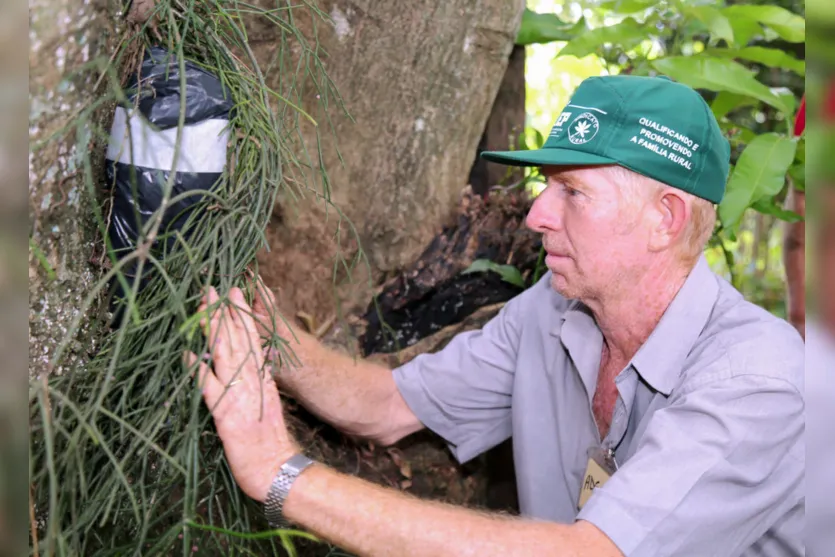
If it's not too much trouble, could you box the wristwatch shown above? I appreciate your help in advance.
[264,453,315,529]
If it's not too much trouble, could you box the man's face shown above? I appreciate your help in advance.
[525,166,651,301]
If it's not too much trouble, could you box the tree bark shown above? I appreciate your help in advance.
[783,185,805,339]
[468,44,527,196]
[28,0,122,378]
[252,0,526,324]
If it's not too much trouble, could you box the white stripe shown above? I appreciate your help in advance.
[106,107,230,173]
[567,104,608,115]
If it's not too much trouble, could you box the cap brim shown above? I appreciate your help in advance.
[480,147,617,168]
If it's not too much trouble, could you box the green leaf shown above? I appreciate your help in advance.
[808,0,835,24]
[719,133,798,230]
[795,137,805,163]
[516,9,584,46]
[750,198,803,223]
[723,5,805,43]
[708,46,805,75]
[598,0,656,14]
[685,5,735,46]
[650,56,793,114]
[711,91,757,120]
[462,259,526,288]
[558,17,648,59]
[725,14,763,46]
[787,162,805,191]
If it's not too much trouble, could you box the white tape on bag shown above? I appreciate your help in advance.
[105,107,230,173]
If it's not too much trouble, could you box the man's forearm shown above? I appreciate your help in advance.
[283,464,621,557]
[269,330,407,443]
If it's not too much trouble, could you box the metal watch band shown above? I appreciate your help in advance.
[264,453,315,529]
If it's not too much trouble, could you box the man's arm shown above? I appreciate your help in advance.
[192,286,622,557]
[253,281,423,446]
[283,464,621,557]
[272,328,423,446]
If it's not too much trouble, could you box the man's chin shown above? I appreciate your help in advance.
[548,273,576,299]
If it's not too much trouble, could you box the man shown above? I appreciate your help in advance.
[187,75,804,556]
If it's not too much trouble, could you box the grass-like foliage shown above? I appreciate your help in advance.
[29,1,356,554]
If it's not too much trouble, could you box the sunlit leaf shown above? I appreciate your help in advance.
[723,5,805,43]
[651,56,793,114]
[516,9,584,46]
[725,14,763,46]
[719,133,798,230]
[708,46,805,75]
[558,17,648,59]
[685,5,735,46]
[598,0,656,14]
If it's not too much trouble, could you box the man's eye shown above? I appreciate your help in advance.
[561,183,579,196]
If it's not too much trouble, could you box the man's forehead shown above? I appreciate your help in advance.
[540,165,616,187]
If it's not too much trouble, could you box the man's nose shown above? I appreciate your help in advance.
[526,187,560,233]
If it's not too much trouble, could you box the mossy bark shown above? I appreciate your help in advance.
[28,0,122,378]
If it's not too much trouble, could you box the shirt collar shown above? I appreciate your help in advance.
[630,256,719,395]
[556,256,719,397]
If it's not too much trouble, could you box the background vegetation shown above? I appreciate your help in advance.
[516,0,805,317]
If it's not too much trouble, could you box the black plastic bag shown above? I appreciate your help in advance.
[104,46,234,317]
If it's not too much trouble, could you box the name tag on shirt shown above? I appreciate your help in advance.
[578,447,618,510]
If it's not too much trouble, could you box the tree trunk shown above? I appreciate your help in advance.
[28,0,122,379]
[468,44,527,196]
[252,0,526,325]
[783,185,805,339]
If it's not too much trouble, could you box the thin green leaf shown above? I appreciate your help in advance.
[29,237,57,281]
[719,133,798,230]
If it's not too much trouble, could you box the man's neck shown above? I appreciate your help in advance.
[587,258,694,366]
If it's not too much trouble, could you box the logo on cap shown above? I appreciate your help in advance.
[568,112,600,145]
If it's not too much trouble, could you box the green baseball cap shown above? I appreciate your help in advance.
[481,74,731,204]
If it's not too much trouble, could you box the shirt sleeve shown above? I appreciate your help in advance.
[577,370,804,557]
[391,285,530,464]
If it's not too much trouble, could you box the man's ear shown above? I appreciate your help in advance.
[648,188,689,252]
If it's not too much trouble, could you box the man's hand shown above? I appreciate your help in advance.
[250,276,289,343]
[186,286,299,502]
[249,275,306,373]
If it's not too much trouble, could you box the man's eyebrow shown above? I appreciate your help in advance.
[553,173,585,189]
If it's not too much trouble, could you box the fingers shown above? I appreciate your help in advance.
[186,351,222,409]
[199,286,265,386]
[229,287,260,340]
[199,287,229,354]
[252,280,284,340]
[253,277,277,313]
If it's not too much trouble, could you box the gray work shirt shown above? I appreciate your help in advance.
[393,256,804,556]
